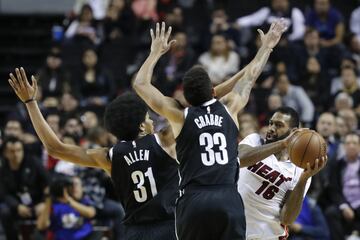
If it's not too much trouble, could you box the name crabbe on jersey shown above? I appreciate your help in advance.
[194,113,223,129]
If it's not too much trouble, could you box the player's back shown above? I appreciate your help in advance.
[175,99,246,240]
[176,99,239,188]
[110,134,178,240]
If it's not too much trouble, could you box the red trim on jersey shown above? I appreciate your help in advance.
[279,224,289,240]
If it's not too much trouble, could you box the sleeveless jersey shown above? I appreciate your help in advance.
[176,99,239,189]
[110,134,179,225]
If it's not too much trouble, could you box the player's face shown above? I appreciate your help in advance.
[266,112,291,143]
[142,113,154,135]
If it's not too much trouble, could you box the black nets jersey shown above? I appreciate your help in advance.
[110,134,179,225]
[176,99,239,189]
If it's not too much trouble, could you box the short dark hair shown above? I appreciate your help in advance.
[275,107,300,128]
[104,92,147,141]
[50,175,73,199]
[1,136,23,153]
[183,66,213,106]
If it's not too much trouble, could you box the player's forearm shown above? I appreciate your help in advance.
[239,140,287,167]
[68,198,96,219]
[25,101,63,152]
[133,53,160,89]
[232,45,272,100]
[280,178,307,225]
[214,67,246,98]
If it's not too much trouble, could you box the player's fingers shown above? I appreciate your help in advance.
[306,162,311,172]
[169,39,177,47]
[31,75,38,94]
[165,26,172,41]
[314,158,319,170]
[9,73,20,89]
[161,21,165,37]
[20,67,29,86]
[150,29,155,41]
[15,68,24,89]
[257,29,264,38]
[8,79,18,92]
[156,22,160,37]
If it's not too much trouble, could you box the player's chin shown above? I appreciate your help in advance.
[265,135,276,143]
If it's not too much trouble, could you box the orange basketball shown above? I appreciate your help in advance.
[288,130,327,169]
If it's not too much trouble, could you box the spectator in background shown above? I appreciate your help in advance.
[331,57,360,95]
[310,112,340,207]
[208,8,240,50]
[294,28,329,107]
[332,66,360,110]
[272,73,315,126]
[346,33,360,73]
[60,93,79,119]
[198,34,240,85]
[74,49,116,106]
[259,93,283,127]
[350,5,360,40]
[326,133,360,239]
[338,109,359,132]
[0,137,49,240]
[37,175,100,240]
[336,116,350,142]
[80,111,99,135]
[65,4,102,45]
[61,117,83,141]
[36,51,71,99]
[154,31,196,96]
[73,0,111,20]
[235,0,305,42]
[334,92,354,112]
[305,0,344,48]
[103,0,135,42]
[289,196,330,240]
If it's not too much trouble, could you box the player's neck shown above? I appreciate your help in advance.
[275,149,289,162]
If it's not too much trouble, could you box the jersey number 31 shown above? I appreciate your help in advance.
[131,168,158,203]
[199,132,228,166]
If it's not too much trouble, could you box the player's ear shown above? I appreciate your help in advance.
[212,88,216,98]
[139,122,146,133]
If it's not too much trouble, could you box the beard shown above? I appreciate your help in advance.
[265,129,291,144]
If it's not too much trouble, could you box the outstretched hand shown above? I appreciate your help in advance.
[257,18,288,49]
[8,67,38,103]
[150,22,176,57]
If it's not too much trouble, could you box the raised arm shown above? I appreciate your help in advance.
[280,157,326,225]
[239,128,303,167]
[133,22,183,124]
[8,68,110,170]
[225,19,288,117]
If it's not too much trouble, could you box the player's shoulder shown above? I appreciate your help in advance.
[239,133,263,147]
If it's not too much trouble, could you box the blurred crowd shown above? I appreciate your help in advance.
[1,0,360,239]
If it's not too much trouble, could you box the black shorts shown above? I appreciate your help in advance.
[175,185,246,240]
[124,220,176,240]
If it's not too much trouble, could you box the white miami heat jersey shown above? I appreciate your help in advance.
[238,133,311,240]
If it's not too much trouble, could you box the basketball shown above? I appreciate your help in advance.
[288,130,327,169]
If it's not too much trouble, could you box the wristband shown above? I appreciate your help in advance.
[24,98,35,104]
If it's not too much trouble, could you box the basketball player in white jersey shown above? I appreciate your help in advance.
[237,107,327,239]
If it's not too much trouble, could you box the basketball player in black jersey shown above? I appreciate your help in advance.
[133,20,288,239]
[8,69,179,240]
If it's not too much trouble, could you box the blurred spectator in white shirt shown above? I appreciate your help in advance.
[198,34,240,85]
[235,0,305,41]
